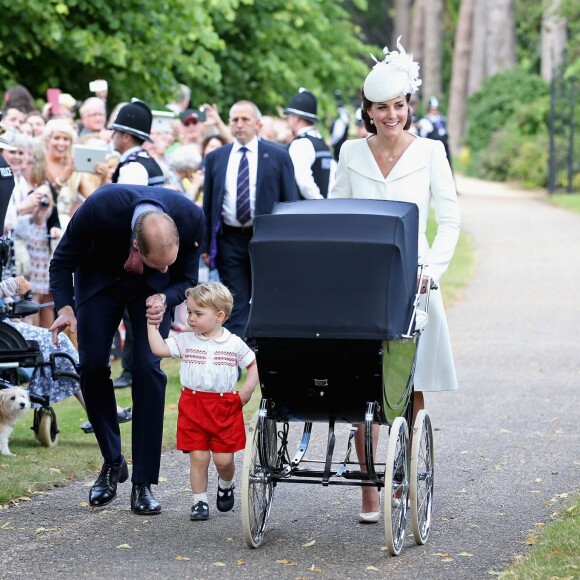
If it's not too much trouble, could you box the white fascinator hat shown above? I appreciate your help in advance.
[363,36,422,102]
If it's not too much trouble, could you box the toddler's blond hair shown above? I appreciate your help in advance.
[185,282,233,321]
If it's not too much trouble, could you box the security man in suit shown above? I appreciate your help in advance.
[201,100,298,338]
[285,88,335,200]
[49,184,204,515]
[107,100,165,389]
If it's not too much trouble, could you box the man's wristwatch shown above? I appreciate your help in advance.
[156,293,167,308]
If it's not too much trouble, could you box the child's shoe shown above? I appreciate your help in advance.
[216,484,235,512]
[190,501,209,521]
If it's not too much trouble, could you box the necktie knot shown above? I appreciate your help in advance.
[236,146,251,225]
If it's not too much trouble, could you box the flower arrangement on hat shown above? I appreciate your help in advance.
[364,36,422,103]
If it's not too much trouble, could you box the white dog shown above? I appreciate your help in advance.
[0,386,31,456]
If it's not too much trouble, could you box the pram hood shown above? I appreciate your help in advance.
[247,198,418,341]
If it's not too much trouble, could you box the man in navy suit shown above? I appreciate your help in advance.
[201,100,298,338]
[49,184,204,515]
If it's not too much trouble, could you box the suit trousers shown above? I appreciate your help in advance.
[75,274,170,484]
[216,225,253,338]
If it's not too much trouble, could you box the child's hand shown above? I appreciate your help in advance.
[238,387,254,406]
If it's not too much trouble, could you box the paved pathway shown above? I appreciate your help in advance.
[1,176,579,579]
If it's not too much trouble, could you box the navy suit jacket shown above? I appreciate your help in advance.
[49,183,205,312]
[201,140,298,258]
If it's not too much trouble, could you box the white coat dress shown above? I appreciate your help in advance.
[330,135,461,392]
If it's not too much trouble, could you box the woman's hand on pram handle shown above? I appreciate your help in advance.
[419,274,431,294]
[49,305,77,348]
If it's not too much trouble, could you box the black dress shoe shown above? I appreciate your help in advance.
[89,457,129,507]
[113,371,132,389]
[131,484,161,515]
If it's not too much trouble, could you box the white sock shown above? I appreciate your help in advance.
[193,492,208,505]
[218,477,234,489]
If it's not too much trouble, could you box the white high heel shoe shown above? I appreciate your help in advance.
[358,511,380,524]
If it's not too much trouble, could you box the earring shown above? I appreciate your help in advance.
[370,119,374,125]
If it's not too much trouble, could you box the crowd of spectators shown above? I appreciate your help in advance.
[0,82,298,330]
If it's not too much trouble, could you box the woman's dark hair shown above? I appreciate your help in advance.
[4,85,37,115]
[201,134,227,157]
[360,91,412,134]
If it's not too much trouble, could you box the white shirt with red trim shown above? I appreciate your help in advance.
[165,328,255,393]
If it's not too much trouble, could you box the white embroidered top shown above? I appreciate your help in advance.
[165,329,255,393]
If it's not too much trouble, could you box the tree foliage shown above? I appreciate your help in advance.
[465,68,549,153]
[0,0,371,124]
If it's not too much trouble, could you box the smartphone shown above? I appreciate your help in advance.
[198,106,207,122]
[47,88,61,116]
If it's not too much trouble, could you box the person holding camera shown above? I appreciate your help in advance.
[12,183,62,328]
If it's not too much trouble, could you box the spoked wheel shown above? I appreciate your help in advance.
[409,410,434,545]
[383,416,409,556]
[34,407,59,448]
[242,409,277,548]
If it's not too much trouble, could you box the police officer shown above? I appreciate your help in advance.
[108,99,165,389]
[0,116,15,235]
[109,99,165,186]
[418,96,452,168]
[285,88,335,199]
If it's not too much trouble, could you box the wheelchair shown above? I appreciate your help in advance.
[0,234,80,448]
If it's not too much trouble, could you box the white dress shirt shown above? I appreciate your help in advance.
[222,137,259,227]
[116,146,149,186]
[288,127,336,199]
[165,328,255,393]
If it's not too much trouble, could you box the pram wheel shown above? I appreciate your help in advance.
[384,416,409,556]
[409,410,434,545]
[242,409,277,548]
[33,407,59,448]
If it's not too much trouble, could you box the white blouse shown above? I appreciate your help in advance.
[165,328,255,393]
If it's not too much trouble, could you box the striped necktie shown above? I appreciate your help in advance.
[236,146,250,225]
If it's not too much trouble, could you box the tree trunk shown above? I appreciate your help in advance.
[421,0,444,106]
[448,0,475,156]
[468,0,488,96]
[485,0,516,77]
[410,0,425,75]
[392,0,413,49]
[541,0,568,81]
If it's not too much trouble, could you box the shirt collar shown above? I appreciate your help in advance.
[233,136,258,155]
[297,126,321,138]
[195,328,232,343]
[120,145,143,162]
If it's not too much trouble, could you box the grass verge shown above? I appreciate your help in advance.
[549,193,580,213]
[501,498,580,578]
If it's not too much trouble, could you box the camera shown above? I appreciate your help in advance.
[40,196,50,208]
[198,106,207,122]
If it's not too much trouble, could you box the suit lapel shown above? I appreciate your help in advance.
[215,144,233,211]
[255,140,268,197]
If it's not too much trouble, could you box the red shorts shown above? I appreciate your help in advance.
[176,389,246,453]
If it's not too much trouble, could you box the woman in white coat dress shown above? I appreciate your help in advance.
[329,37,461,523]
